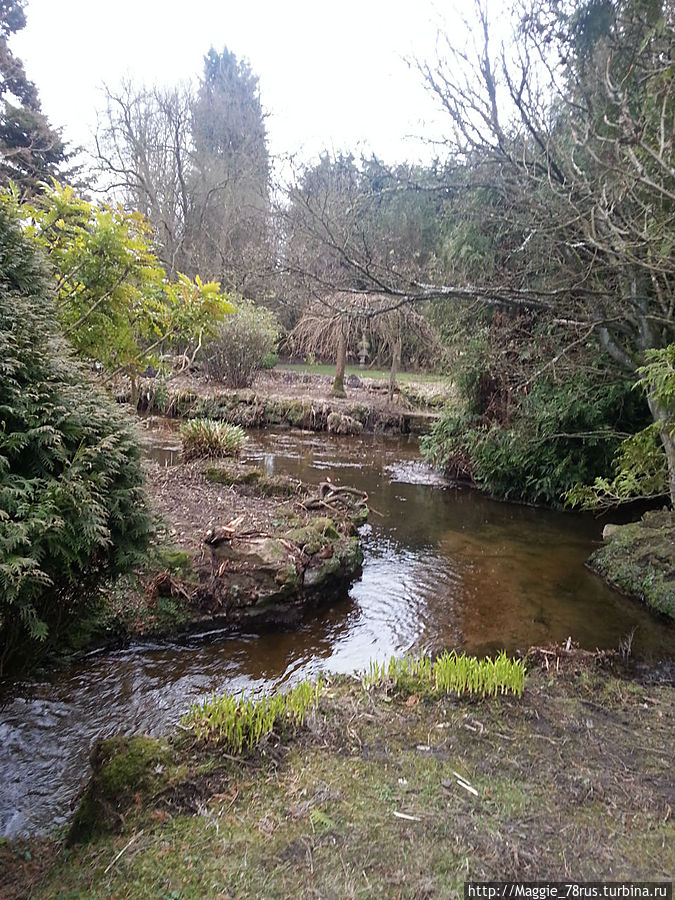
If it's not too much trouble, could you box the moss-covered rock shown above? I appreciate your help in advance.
[284,517,340,550]
[589,509,675,618]
[303,536,363,588]
[327,412,364,435]
[68,736,170,844]
[204,463,261,486]
[153,547,193,575]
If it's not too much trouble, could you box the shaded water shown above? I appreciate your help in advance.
[1,428,672,838]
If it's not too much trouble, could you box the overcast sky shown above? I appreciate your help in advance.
[12,0,456,169]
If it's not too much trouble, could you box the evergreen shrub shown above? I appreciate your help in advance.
[0,198,152,673]
[422,373,649,506]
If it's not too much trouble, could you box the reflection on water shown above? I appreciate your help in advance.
[1,427,672,837]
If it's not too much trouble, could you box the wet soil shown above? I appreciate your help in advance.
[146,458,282,558]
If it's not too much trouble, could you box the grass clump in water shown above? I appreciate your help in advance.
[180,417,246,460]
[182,679,322,752]
[363,650,525,698]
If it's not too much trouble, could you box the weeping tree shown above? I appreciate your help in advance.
[0,194,153,674]
[289,292,441,399]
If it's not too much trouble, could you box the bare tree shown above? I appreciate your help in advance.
[95,82,195,278]
[279,0,675,499]
[94,46,273,296]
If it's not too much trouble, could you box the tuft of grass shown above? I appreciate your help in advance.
[363,650,526,698]
[182,679,322,752]
[179,417,247,461]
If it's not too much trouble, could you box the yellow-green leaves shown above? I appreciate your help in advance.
[23,182,232,374]
[363,651,526,699]
[182,679,322,752]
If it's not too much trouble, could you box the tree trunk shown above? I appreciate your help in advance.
[388,334,402,406]
[647,394,675,506]
[332,323,347,398]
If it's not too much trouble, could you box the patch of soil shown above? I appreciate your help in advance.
[146,458,281,558]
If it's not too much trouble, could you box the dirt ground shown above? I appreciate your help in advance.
[145,459,283,559]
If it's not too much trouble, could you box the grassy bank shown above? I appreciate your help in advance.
[3,649,673,897]
[590,509,675,619]
[278,362,451,386]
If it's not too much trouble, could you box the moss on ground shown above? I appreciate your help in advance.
[131,375,444,435]
[3,657,674,897]
[204,463,301,497]
[589,509,675,618]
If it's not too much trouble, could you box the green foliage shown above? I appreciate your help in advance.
[423,373,648,505]
[22,183,232,373]
[262,351,279,369]
[638,345,675,414]
[204,298,279,387]
[180,418,247,460]
[0,195,152,672]
[362,651,526,699]
[566,345,674,508]
[183,679,322,752]
[566,425,668,508]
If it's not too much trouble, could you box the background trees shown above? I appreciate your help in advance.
[417,0,675,502]
[274,0,674,505]
[0,0,72,194]
[190,48,271,294]
[95,46,271,297]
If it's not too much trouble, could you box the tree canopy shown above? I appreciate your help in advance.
[0,0,72,194]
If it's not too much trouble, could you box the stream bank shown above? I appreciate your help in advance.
[2,428,673,843]
[589,508,675,620]
[2,648,673,897]
[117,369,445,435]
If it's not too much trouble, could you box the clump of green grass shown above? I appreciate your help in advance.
[180,418,246,461]
[363,650,525,698]
[182,679,322,752]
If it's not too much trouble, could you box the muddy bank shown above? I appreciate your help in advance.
[141,454,367,636]
[117,370,444,435]
[589,509,675,619]
[3,648,673,896]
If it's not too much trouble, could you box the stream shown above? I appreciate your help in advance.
[1,427,673,838]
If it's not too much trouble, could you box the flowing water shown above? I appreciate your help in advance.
[1,426,672,838]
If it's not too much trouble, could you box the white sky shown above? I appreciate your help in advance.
[12,0,456,170]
